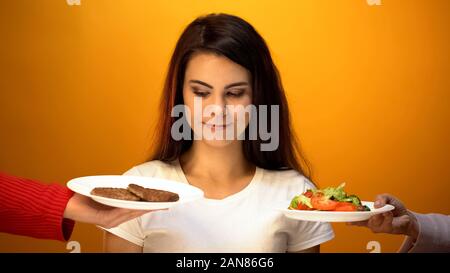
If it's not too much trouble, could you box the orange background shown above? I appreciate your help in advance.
[0,0,449,253]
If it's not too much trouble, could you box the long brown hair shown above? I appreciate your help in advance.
[150,13,312,179]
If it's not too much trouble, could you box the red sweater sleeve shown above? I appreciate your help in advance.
[0,172,75,241]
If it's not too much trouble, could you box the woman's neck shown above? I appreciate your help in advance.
[179,140,254,188]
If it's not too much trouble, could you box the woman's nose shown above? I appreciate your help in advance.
[209,96,227,117]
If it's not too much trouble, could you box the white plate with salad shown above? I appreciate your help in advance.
[277,183,395,222]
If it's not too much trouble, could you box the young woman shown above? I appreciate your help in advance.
[104,13,334,252]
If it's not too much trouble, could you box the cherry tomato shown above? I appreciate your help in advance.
[303,190,313,198]
[311,194,338,211]
[297,202,315,210]
[334,202,357,211]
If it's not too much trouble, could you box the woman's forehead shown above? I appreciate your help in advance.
[184,52,251,87]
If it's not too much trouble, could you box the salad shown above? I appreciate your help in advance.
[289,183,370,211]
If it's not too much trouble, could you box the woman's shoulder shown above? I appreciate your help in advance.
[123,159,177,177]
[259,167,316,191]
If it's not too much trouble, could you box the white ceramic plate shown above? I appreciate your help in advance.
[277,201,395,222]
[67,175,204,210]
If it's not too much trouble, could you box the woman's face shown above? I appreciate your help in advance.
[182,52,253,148]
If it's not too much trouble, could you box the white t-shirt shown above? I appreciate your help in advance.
[105,160,334,252]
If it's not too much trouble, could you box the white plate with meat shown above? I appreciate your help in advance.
[67,175,204,210]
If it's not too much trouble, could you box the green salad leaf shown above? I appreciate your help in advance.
[298,195,313,208]
[341,194,362,206]
[320,182,347,200]
[289,195,299,209]
[289,195,313,209]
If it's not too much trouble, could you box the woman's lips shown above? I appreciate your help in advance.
[203,122,232,129]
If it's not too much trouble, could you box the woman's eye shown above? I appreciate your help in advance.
[227,90,245,97]
[193,89,209,97]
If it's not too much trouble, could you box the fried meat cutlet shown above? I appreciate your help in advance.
[127,183,179,202]
[90,187,141,201]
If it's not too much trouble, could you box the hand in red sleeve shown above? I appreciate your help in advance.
[63,193,152,229]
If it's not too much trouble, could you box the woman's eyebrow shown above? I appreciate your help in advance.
[189,80,213,89]
[225,82,249,89]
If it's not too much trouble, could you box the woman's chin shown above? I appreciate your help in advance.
[190,127,246,148]
[202,138,237,148]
